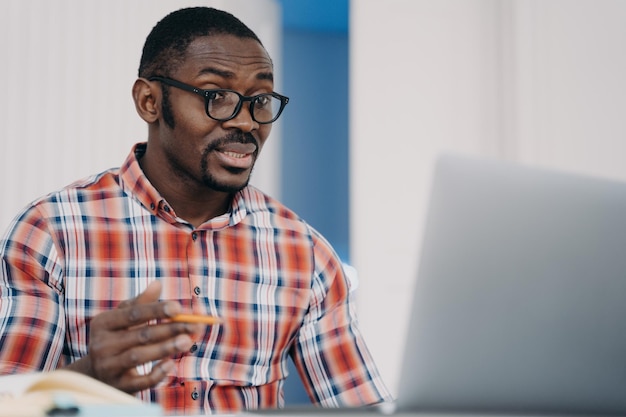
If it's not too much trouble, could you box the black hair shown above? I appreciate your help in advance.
[138,7,263,78]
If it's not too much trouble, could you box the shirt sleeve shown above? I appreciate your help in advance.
[289,229,392,407]
[0,204,66,374]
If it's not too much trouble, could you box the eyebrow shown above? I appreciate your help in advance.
[198,67,274,82]
[199,67,235,78]
[256,72,274,82]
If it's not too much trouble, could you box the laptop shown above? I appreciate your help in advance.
[396,153,626,415]
[252,153,626,416]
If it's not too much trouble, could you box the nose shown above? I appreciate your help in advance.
[221,103,259,133]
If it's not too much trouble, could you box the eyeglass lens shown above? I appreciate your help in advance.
[207,91,282,123]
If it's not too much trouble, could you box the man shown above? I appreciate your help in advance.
[0,7,391,415]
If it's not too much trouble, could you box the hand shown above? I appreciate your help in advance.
[65,280,201,393]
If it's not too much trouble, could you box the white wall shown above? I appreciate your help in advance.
[351,0,626,395]
[0,0,282,232]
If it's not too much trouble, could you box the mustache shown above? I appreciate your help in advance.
[207,131,258,151]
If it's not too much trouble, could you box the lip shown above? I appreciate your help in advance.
[214,142,257,170]
[219,143,257,155]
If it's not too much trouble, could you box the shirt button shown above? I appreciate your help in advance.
[191,390,199,401]
[190,343,198,353]
[194,286,201,295]
[192,232,198,241]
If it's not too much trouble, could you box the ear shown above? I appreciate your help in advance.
[132,78,160,123]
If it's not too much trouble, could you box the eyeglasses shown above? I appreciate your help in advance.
[149,76,289,124]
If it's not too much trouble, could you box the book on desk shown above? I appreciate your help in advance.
[0,369,162,416]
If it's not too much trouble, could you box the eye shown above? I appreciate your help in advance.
[208,91,228,102]
[254,95,272,109]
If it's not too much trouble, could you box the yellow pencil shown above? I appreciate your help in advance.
[170,314,222,325]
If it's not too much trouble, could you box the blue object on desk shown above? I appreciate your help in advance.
[46,393,163,416]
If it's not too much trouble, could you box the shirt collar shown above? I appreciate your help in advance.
[119,143,249,229]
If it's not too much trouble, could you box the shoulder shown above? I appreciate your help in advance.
[33,168,119,206]
[239,185,339,256]
[239,185,311,231]
[245,186,341,247]
[3,168,121,236]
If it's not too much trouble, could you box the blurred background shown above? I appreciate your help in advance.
[2,0,626,404]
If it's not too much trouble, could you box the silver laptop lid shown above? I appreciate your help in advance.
[397,154,626,415]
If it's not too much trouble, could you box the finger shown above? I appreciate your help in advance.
[118,359,177,393]
[90,320,199,362]
[117,321,200,349]
[118,280,162,309]
[94,333,193,386]
[91,300,183,332]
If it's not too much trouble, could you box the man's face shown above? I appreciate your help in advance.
[156,34,274,193]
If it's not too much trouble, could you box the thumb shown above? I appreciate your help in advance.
[118,280,162,308]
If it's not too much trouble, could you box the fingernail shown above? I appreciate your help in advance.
[175,334,192,351]
[163,302,178,317]
[161,360,176,374]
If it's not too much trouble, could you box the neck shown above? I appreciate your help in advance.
[138,147,233,228]
[163,187,232,228]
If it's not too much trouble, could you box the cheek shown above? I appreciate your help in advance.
[172,110,221,144]
[181,110,212,132]
[170,94,210,127]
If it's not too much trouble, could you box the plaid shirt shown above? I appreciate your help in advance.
[0,143,391,415]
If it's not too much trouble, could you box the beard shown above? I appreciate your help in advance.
[162,92,261,193]
[200,131,259,193]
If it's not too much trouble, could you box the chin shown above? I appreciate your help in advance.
[204,177,250,193]
[214,183,248,193]
[202,166,254,193]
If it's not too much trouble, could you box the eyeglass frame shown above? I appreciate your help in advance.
[149,76,289,124]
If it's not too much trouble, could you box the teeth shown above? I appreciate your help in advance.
[223,151,246,159]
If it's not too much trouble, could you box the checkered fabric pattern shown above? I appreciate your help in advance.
[0,143,391,415]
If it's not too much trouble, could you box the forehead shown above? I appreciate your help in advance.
[176,34,273,79]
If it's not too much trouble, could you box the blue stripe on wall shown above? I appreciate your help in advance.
[278,0,348,33]
[275,0,350,405]
[277,0,350,261]
[280,29,350,261]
